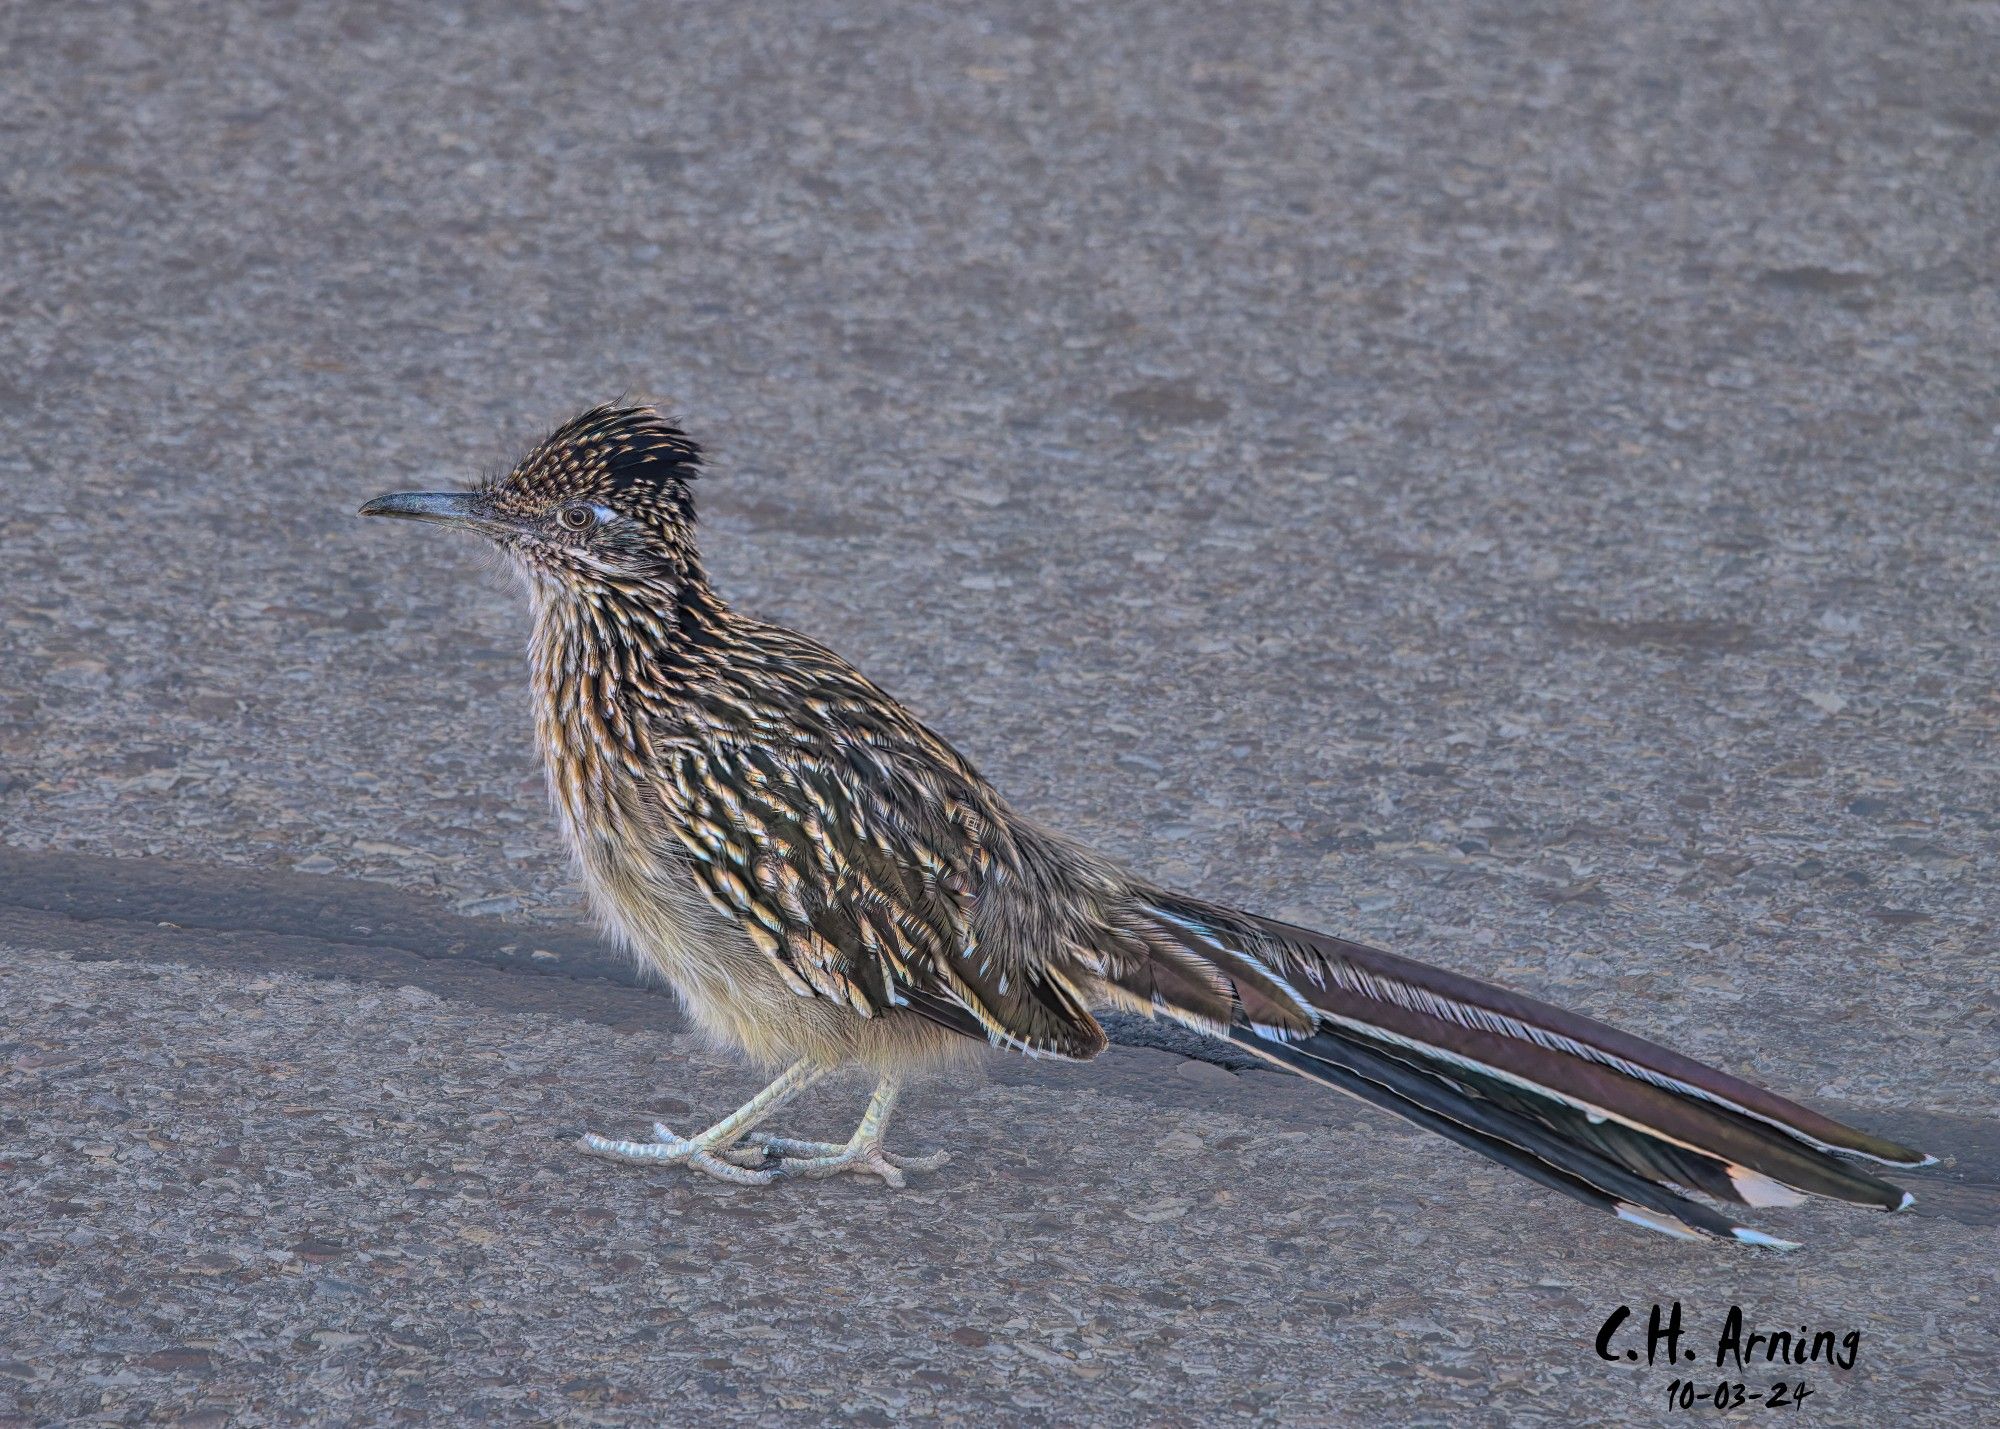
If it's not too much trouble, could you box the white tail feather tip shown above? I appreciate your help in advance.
[1731,1227,1802,1251]
[1727,1166,1808,1209]
[1613,1204,1703,1242]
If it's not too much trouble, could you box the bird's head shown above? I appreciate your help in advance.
[359,403,705,595]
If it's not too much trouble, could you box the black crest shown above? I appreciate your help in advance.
[494,403,704,528]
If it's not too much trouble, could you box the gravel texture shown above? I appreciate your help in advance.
[3,933,1995,1426]
[2,0,1997,1422]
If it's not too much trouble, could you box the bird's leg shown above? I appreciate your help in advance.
[579,1058,831,1186]
[745,1075,951,1188]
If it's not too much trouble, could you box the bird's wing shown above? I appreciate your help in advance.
[653,737,1105,1059]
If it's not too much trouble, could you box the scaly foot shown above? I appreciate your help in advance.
[577,1122,778,1186]
[576,1060,837,1185]
[745,1132,951,1188]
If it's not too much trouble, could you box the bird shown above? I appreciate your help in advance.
[359,401,1932,1247]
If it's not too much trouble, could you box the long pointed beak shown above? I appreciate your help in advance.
[357,491,493,530]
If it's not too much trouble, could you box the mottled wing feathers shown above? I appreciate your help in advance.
[656,733,1105,1059]
[940,937,1107,1060]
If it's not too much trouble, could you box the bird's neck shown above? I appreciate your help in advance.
[528,563,726,741]
[530,558,730,690]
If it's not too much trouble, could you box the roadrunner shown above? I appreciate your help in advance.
[361,402,1931,1246]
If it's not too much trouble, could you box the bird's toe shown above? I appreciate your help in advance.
[744,1133,846,1158]
[579,1130,675,1164]
[773,1141,949,1187]
[777,1149,903,1187]
[684,1148,780,1186]
[579,1127,778,1185]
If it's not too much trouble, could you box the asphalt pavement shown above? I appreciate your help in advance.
[3,1,1997,1424]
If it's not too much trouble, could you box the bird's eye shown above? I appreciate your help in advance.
[558,505,595,531]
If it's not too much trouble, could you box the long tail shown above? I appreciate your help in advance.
[1100,890,1931,1246]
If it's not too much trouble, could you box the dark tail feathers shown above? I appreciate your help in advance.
[1117,892,1929,1246]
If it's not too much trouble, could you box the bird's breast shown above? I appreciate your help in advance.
[528,663,825,1059]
